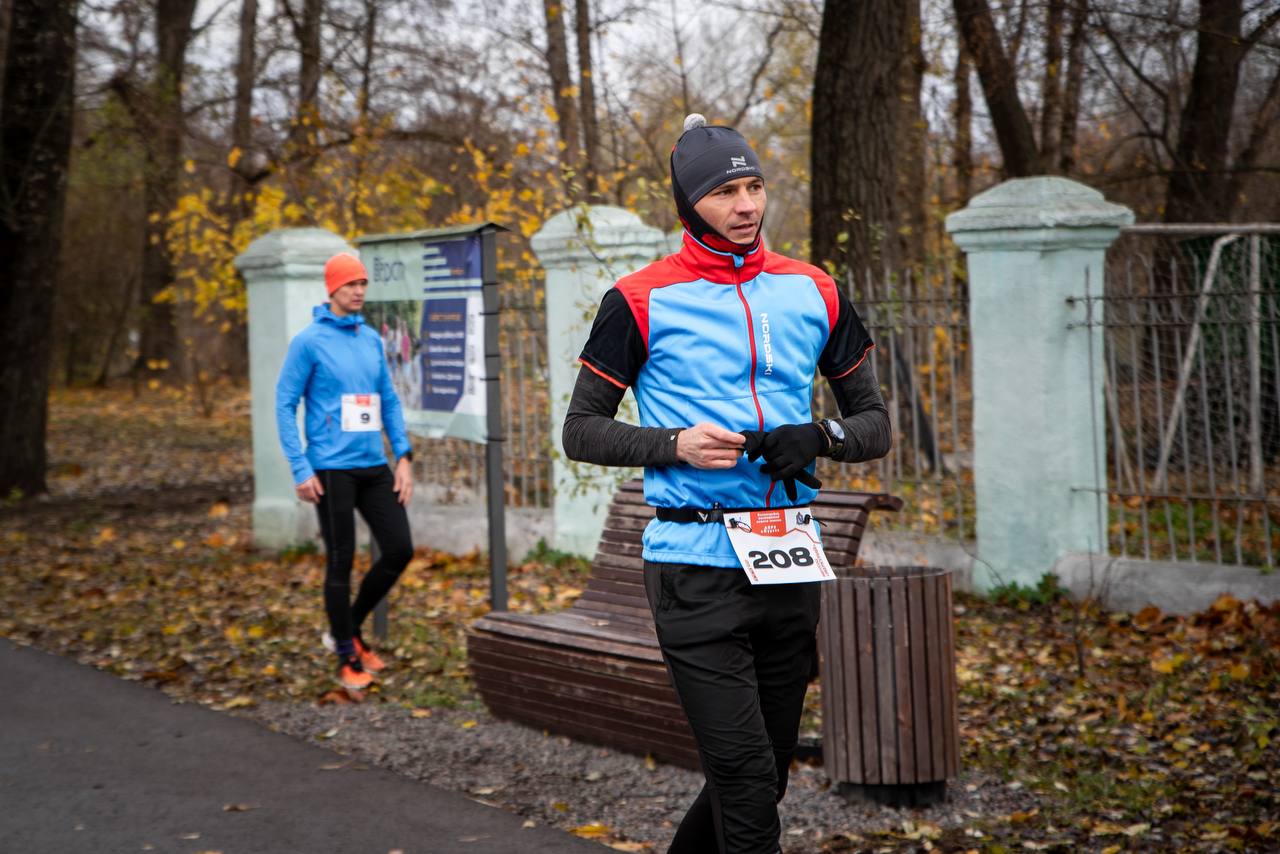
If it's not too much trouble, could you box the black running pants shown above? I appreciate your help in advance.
[314,465,413,645]
[643,561,821,854]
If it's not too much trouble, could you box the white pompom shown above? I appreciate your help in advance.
[683,113,707,132]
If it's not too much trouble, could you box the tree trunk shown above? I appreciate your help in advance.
[0,0,12,109]
[293,0,322,141]
[953,0,1041,176]
[1163,0,1245,224]
[812,0,918,276]
[350,0,376,231]
[0,0,78,496]
[952,44,973,206]
[1058,0,1087,174]
[135,0,197,377]
[231,0,257,188]
[896,1,926,270]
[542,0,579,179]
[1038,0,1064,171]
[575,0,601,200]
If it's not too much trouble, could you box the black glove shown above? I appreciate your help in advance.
[756,423,825,502]
[740,429,768,461]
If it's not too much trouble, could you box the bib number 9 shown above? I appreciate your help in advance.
[748,547,816,570]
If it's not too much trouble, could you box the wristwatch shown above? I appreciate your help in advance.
[818,419,846,458]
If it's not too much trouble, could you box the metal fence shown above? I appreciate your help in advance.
[814,266,974,541]
[1072,225,1280,569]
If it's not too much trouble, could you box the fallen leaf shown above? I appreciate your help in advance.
[572,823,611,838]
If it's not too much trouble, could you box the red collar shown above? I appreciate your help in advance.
[673,230,766,284]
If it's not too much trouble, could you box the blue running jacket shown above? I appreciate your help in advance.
[276,304,412,484]
[579,231,874,567]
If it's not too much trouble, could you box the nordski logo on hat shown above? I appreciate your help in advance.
[730,156,747,168]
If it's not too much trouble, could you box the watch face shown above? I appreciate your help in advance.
[827,419,846,441]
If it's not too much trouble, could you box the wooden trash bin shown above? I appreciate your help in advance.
[817,565,960,806]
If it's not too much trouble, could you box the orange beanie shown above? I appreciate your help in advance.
[324,253,368,295]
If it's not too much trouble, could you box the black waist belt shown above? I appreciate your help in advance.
[656,505,818,525]
[655,506,753,524]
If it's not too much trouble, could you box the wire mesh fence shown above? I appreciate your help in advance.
[814,266,975,541]
[1073,226,1280,569]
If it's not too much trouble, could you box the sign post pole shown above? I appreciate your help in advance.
[356,222,510,620]
[480,226,508,611]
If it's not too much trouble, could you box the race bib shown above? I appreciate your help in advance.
[341,393,382,432]
[723,507,834,585]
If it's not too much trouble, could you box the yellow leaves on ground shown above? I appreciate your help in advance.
[570,823,610,838]
[1150,651,1186,673]
[9,388,1280,854]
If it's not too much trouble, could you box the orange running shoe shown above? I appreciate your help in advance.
[337,655,373,691]
[353,636,387,673]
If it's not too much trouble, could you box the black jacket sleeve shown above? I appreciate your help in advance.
[827,357,892,463]
[561,366,683,467]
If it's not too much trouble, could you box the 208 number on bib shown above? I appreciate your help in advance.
[748,547,816,570]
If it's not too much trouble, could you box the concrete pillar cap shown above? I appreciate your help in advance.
[531,205,665,265]
[945,177,1133,249]
[235,228,354,274]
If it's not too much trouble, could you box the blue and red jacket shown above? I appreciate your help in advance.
[579,231,874,567]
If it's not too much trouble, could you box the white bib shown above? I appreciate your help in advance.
[341,393,382,432]
[723,507,835,585]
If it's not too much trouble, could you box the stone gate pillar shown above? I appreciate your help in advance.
[531,207,667,557]
[946,177,1133,591]
[235,228,355,548]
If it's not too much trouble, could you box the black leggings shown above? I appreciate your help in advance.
[314,466,413,645]
[644,561,821,854]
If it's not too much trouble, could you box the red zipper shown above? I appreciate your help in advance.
[733,276,776,507]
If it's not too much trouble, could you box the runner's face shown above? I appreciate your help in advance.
[329,279,368,316]
[693,176,766,244]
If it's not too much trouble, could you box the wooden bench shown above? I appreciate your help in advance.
[467,480,903,769]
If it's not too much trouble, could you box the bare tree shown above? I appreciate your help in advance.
[953,42,973,204]
[114,0,198,377]
[1057,0,1087,174]
[0,0,12,108]
[1038,0,1064,171]
[953,0,1041,176]
[0,0,79,495]
[542,0,580,176]
[288,0,323,142]
[231,0,259,188]
[897,0,927,268]
[1164,0,1280,224]
[575,0,600,199]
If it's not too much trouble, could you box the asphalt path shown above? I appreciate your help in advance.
[0,639,602,853]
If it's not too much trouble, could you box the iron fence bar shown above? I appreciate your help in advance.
[1120,223,1280,235]
[1219,294,1244,566]
[1147,273,1178,561]
[1195,329,1224,564]
[1074,488,1280,503]
[1106,321,1129,555]
[1247,235,1264,495]
[1084,268,1108,554]
[1126,294,1152,559]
